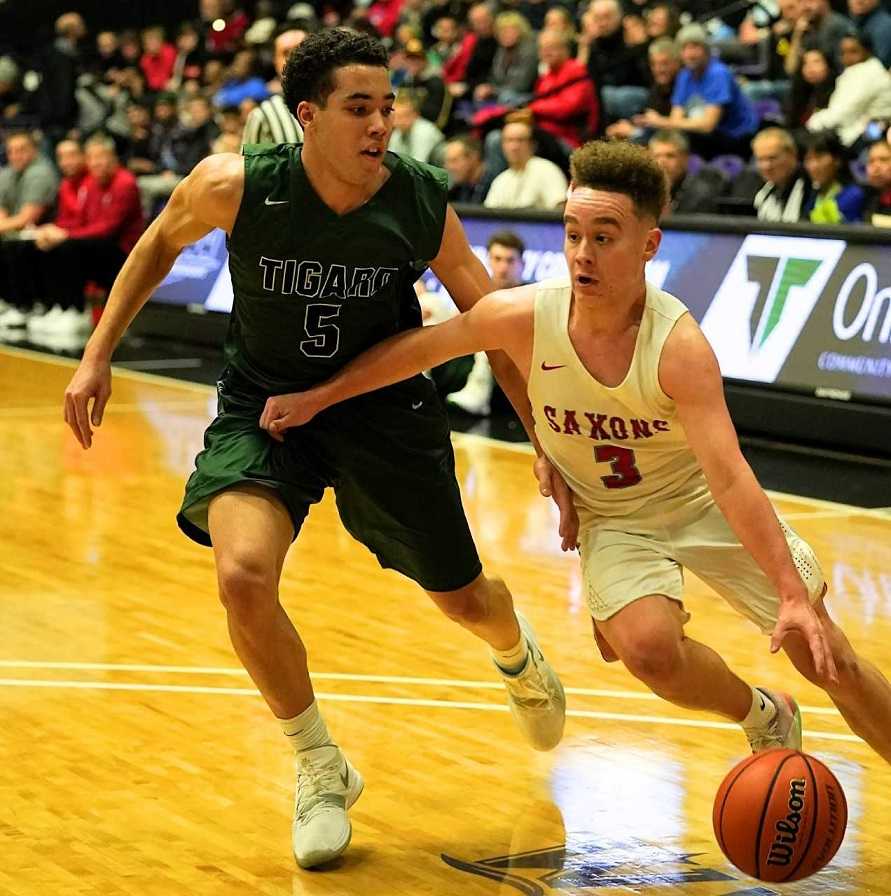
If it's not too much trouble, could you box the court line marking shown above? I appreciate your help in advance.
[0,661,842,717]
[3,345,887,518]
[0,677,862,744]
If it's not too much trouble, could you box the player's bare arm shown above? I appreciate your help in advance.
[660,314,838,681]
[260,288,531,433]
[64,153,244,450]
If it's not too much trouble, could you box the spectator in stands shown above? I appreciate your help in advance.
[544,7,577,45]
[456,3,499,100]
[432,14,477,85]
[31,135,143,335]
[863,139,891,223]
[649,129,727,213]
[31,12,86,143]
[398,38,452,132]
[848,0,891,66]
[475,12,539,105]
[527,30,598,151]
[215,50,269,108]
[443,135,494,203]
[637,24,758,159]
[801,131,864,222]
[138,95,219,216]
[607,37,681,141]
[785,47,836,127]
[484,116,568,209]
[0,139,88,326]
[200,0,250,57]
[93,31,126,80]
[446,230,527,416]
[243,24,307,145]
[752,126,814,220]
[140,26,177,92]
[645,4,679,41]
[122,102,157,173]
[169,23,206,90]
[785,0,853,76]
[578,0,650,122]
[805,32,891,148]
[736,0,801,102]
[389,94,445,163]
[0,131,57,237]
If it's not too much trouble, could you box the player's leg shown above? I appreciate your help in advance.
[427,573,566,751]
[584,523,799,752]
[782,597,891,764]
[208,484,363,868]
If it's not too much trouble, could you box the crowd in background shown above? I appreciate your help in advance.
[1,0,891,336]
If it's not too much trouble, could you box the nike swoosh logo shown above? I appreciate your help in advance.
[340,769,350,789]
[412,400,423,410]
[264,196,289,206]
[541,362,566,371]
[759,695,767,712]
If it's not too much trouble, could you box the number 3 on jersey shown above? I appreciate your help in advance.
[595,445,642,489]
[300,303,341,358]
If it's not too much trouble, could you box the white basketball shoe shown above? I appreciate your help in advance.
[745,689,803,753]
[292,744,364,869]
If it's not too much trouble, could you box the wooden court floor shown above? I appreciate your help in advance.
[2,345,890,896]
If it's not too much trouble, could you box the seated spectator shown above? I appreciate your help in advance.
[785,0,853,76]
[140,26,177,92]
[848,0,891,66]
[637,24,759,159]
[785,47,836,128]
[389,94,445,164]
[214,50,269,108]
[0,139,87,326]
[802,131,865,221]
[0,131,57,238]
[527,30,598,150]
[443,135,494,203]
[200,0,250,57]
[243,24,306,145]
[92,31,126,80]
[752,126,814,220]
[579,0,650,122]
[475,12,539,105]
[30,135,143,334]
[649,129,728,213]
[544,7,578,46]
[121,102,158,174]
[168,23,206,91]
[138,95,219,216]
[431,14,477,85]
[607,37,680,141]
[805,32,891,148]
[735,0,800,102]
[484,117,568,209]
[863,138,891,223]
[397,38,452,133]
[456,3,498,100]
[646,4,680,41]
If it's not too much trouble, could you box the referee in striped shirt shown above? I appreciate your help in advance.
[242,24,308,146]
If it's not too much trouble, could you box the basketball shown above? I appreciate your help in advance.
[713,749,847,883]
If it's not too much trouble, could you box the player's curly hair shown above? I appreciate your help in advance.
[282,28,389,111]
[570,140,667,222]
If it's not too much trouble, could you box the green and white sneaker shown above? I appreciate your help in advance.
[496,611,566,751]
[746,689,803,753]
[292,744,364,869]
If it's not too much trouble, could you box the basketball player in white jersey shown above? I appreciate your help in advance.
[257,140,891,763]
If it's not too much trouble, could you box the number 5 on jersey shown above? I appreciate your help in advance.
[301,304,341,358]
[595,445,642,489]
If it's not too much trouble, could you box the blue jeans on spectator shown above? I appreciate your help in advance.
[601,86,650,122]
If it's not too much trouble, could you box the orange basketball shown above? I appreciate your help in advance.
[713,749,847,883]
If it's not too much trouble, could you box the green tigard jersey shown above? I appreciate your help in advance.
[225,144,448,393]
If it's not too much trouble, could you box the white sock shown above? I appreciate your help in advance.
[741,687,778,730]
[279,700,332,754]
[492,629,529,675]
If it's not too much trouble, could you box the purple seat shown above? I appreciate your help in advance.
[753,98,783,124]
[687,153,705,175]
[709,154,746,181]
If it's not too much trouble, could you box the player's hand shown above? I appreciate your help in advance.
[533,455,579,552]
[259,390,325,442]
[63,357,112,449]
[771,594,838,685]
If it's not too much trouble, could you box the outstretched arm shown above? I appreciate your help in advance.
[64,153,244,448]
[260,289,524,433]
[661,315,837,681]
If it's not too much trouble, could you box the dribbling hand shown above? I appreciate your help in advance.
[533,455,579,552]
[63,358,112,449]
[259,390,325,442]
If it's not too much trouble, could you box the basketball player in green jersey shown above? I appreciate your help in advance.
[265,139,891,768]
[62,30,568,869]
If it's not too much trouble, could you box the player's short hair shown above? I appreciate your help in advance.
[282,28,389,110]
[569,140,667,221]
[487,230,525,255]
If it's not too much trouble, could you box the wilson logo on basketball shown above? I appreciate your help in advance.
[766,778,806,867]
